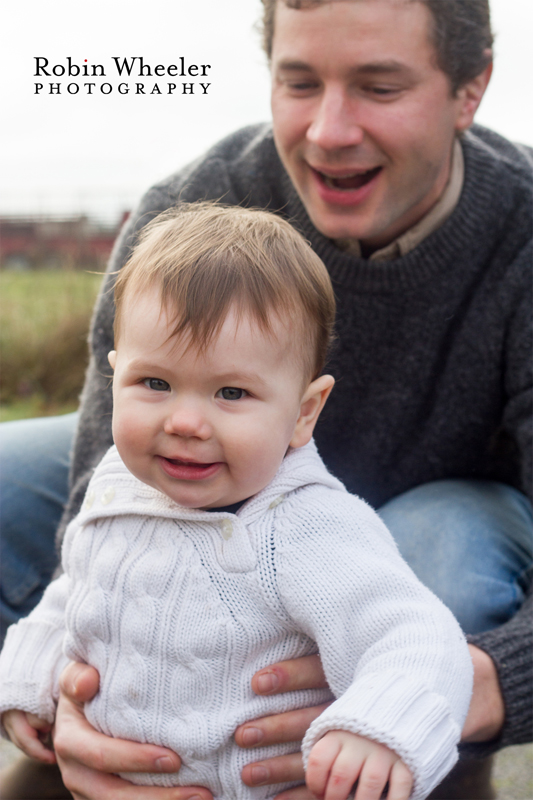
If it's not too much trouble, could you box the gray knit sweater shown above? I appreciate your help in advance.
[63,123,532,757]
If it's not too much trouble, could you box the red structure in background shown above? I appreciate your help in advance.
[0,212,130,270]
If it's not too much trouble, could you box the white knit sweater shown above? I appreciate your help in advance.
[0,442,472,799]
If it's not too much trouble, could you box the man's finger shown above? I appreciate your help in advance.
[54,723,181,776]
[60,760,212,800]
[235,703,330,748]
[53,693,181,775]
[241,752,304,788]
[59,661,101,704]
[251,655,328,695]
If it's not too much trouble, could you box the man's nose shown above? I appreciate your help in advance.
[306,86,364,151]
[163,400,212,440]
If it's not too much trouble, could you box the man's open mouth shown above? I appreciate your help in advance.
[319,166,382,190]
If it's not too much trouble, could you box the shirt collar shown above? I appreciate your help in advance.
[336,139,464,262]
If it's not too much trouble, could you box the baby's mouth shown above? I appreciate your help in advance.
[158,456,222,482]
[165,457,215,471]
[319,166,382,190]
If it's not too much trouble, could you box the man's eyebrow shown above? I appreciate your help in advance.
[275,59,314,73]
[353,61,414,76]
[275,58,414,77]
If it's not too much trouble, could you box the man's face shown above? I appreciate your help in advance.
[270,0,473,249]
[109,286,319,509]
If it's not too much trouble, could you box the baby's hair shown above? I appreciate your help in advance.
[114,202,336,380]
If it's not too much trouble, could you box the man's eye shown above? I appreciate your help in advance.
[287,81,318,93]
[217,387,246,401]
[143,378,170,392]
[366,85,401,97]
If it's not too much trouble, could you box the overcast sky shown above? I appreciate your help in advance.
[1,0,531,221]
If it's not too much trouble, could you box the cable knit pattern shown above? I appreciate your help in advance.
[0,442,472,799]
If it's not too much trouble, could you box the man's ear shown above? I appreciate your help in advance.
[454,55,493,133]
[108,350,117,370]
[289,374,335,450]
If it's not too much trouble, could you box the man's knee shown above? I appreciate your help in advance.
[0,413,78,643]
[378,480,533,634]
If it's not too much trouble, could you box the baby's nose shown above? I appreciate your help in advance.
[164,405,212,440]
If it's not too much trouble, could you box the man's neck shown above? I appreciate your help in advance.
[337,139,464,262]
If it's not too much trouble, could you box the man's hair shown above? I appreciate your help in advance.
[114,202,336,380]
[261,0,493,93]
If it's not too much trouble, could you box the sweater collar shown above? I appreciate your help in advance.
[77,440,345,527]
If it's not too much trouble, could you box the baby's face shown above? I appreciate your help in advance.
[109,286,330,509]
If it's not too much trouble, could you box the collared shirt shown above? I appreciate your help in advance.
[336,139,464,261]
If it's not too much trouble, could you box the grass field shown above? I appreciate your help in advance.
[0,270,104,421]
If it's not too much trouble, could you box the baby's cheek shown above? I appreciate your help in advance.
[232,437,287,495]
[113,413,151,467]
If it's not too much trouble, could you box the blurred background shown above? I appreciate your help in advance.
[1,0,532,422]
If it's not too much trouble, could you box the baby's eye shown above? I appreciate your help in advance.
[143,378,170,392]
[217,387,246,401]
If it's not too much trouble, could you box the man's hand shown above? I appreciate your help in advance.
[306,731,412,800]
[235,655,330,799]
[54,662,213,800]
[461,644,505,743]
[2,708,56,764]
[236,648,506,799]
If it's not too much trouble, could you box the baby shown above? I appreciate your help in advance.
[0,203,473,800]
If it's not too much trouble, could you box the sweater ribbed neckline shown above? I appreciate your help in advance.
[278,133,506,294]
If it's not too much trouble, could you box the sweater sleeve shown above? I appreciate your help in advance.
[464,585,533,758]
[274,489,473,800]
[0,572,71,731]
[462,241,533,757]
[501,239,532,503]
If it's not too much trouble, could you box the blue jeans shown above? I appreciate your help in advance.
[379,480,532,635]
[0,414,78,643]
[1,413,532,644]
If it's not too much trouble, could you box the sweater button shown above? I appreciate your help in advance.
[269,494,285,509]
[221,519,233,540]
[84,490,95,510]
[101,486,116,505]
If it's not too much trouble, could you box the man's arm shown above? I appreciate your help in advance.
[462,252,533,755]
[463,588,533,756]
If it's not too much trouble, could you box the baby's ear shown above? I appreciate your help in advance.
[290,375,334,450]
[108,350,117,370]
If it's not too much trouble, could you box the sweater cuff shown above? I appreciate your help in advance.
[0,682,57,740]
[302,672,461,800]
[0,623,68,737]
[464,610,533,758]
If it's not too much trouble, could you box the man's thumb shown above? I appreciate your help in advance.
[59,661,100,704]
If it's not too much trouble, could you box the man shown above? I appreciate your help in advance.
[1,1,531,799]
